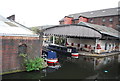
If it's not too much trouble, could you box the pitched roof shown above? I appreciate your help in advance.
[44,22,120,38]
[0,15,38,37]
[78,22,120,38]
[60,7,119,21]
[34,25,56,30]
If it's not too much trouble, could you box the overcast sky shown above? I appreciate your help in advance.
[0,0,119,27]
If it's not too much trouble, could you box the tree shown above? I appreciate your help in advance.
[31,27,41,34]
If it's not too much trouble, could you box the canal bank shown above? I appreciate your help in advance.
[79,51,120,57]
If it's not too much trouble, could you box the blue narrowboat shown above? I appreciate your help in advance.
[47,44,79,58]
[42,49,61,68]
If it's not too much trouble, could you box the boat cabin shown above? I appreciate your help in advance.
[47,44,79,57]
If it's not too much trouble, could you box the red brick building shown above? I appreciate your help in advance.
[59,7,120,31]
[0,15,41,75]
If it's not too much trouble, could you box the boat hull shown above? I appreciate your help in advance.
[46,59,61,68]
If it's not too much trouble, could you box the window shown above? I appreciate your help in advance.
[109,18,113,22]
[102,18,106,22]
[18,44,27,54]
[67,48,72,52]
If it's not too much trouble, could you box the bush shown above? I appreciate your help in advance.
[25,57,47,71]
[19,53,47,71]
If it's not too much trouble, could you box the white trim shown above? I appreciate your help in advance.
[0,33,39,37]
[47,59,58,62]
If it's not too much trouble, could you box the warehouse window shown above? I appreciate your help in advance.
[18,44,27,54]
[102,18,106,22]
[109,18,113,22]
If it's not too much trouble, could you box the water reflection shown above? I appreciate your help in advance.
[118,54,120,63]
[2,54,120,80]
[43,55,120,79]
[82,56,115,70]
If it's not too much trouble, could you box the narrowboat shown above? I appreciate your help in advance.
[47,44,79,58]
[42,49,61,69]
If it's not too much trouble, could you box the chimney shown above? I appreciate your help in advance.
[7,15,15,21]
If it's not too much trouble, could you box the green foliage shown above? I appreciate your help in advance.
[50,36,65,45]
[50,36,53,42]
[19,53,27,58]
[25,57,47,71]
[31,27,40,34]
[19,53,47,72]
[55,37,65,45]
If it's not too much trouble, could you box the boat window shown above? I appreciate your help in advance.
[72,48,77,52]
[67,48,72,52]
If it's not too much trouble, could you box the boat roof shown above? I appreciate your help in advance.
[49,44,76,49]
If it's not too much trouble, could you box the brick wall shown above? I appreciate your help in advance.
[88,15,119,29]
[79,17,88,22]
[60,15,119,30]
[73,19,79,24]
[1,36,40,74]
[64,16,73,24]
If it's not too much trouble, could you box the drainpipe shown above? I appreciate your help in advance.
[39,28,44,57]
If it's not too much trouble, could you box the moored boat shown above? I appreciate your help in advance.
[42,49,61,69]
[47,44,79,58]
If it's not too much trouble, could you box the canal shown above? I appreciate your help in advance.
[2,54,120,80]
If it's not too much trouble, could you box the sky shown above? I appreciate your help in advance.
[0,0,120,27]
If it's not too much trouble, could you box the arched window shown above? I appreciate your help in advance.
[18,44,27,54]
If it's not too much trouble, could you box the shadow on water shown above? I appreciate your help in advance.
[2,54,120,80]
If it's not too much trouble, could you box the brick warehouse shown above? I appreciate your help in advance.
[59,7,120,31]
[0,15,41,75]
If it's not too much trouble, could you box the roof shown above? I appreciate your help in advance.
[44,22,120,39]
[0,15,38,37]
[44,24,102,38]
[78,22,120,38]
[60,7,119,21]
[33,25,56,30]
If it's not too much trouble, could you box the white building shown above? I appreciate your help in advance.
[44,22,120,54]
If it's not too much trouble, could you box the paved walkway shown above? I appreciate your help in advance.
[79,51,120,57]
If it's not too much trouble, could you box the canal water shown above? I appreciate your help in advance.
[2,54,120,80]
